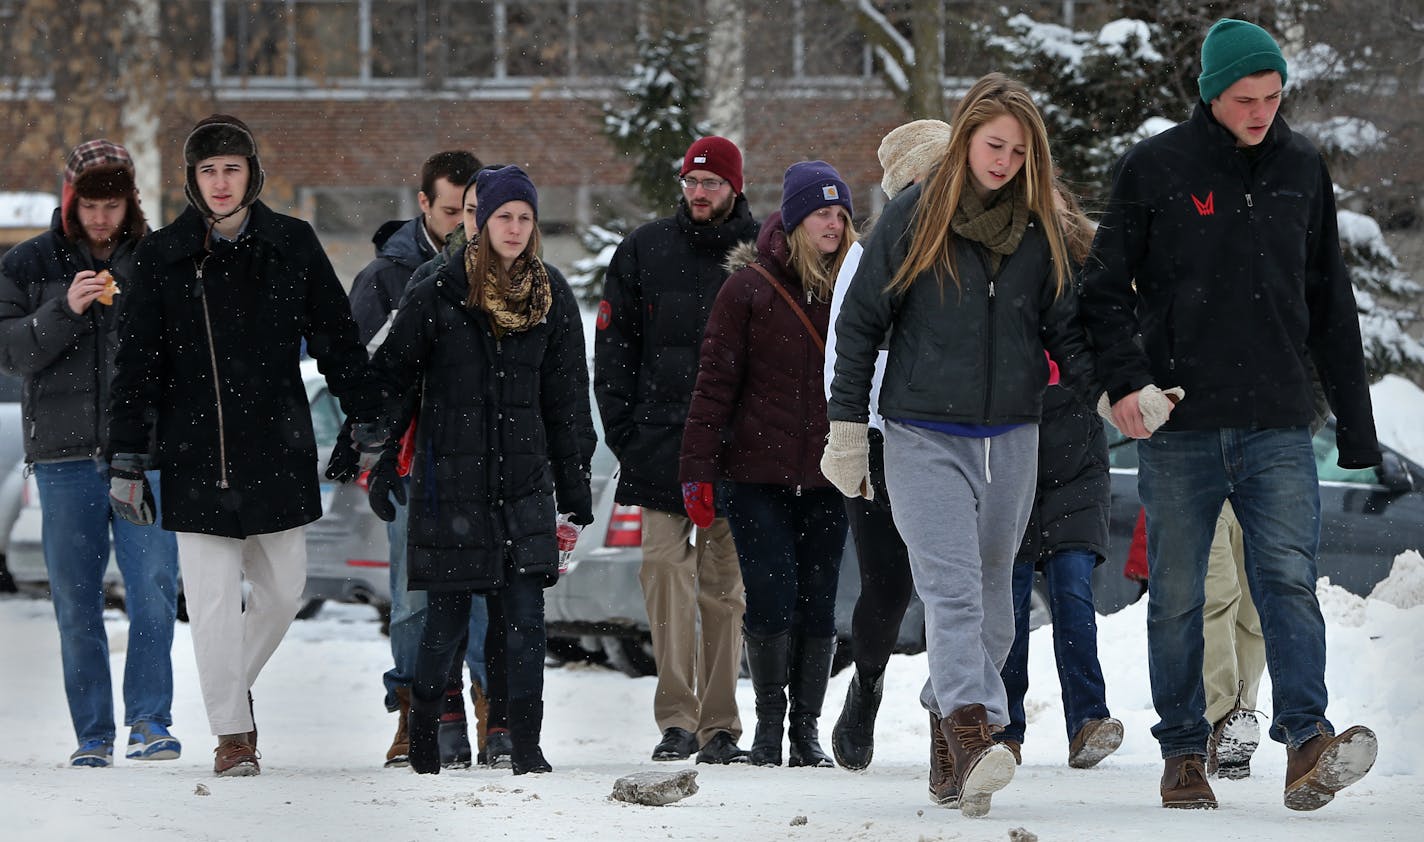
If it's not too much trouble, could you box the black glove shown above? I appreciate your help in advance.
[351,420,390,454]
[324,418,360,482]
[366,457,407,522]
[109,453,156,526]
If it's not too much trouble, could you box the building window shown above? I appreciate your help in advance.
[212,0,638,85]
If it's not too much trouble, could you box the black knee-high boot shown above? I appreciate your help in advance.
[744,630,791,766]
[408,692,442,774]
[508,697,552,775]
[787,634,836,768]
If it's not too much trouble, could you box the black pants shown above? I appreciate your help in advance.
[415,573,545,713]
[843,430,914,679]
[725,482,847,638]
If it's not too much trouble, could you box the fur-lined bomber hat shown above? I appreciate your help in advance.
[183,114,265,217]
[61,139,145,243]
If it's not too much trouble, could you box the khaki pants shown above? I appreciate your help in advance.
[639,508,745,745]
[1202,502,1265,724]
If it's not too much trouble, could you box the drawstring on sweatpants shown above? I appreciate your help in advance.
[984,437,993,483]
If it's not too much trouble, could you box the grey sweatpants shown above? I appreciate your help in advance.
[883,421,1038,725]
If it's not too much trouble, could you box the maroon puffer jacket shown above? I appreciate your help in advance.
[679,212,833,490]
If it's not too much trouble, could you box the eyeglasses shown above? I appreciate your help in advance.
[678,176,729,191]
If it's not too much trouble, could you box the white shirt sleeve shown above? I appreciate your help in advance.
[825,241,887,431]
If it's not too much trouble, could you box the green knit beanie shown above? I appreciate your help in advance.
[1197,19,1288,104]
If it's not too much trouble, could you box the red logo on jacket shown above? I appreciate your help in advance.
[596,300,611,330]
[1191,192,1215,216]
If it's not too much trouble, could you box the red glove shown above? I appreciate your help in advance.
[682,482,715,529]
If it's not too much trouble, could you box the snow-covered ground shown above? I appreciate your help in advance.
[4,340,1420,840]
[3,554,1422,841]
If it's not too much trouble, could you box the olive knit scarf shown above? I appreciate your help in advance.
[952,183,1029,275]
[465,238,551,336]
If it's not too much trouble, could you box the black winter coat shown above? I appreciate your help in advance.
[679,212,834,490]
[0,211,139,462]
[109,202,380,538]
[829,184,1099,427]
[348,216,437,346]
[594,196,758,513]
[1080,102,1379,468]
[370,251,595,592]
[1015,385,1110,567]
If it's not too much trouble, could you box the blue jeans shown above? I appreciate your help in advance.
[1000,550,1110,744]
[382,491,488,711]
[36,459,179,745]
[1138,427,1329,756]
[725,483,846,638]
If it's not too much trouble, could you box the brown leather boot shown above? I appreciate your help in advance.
[214,736,260,777]
[943,704,1015,818]
[385,687,411,767]
[471,683,490,762]
[1160,754,1217,809]
[1284,725,1377,811]
[927,711,958,807]
[1068,717,1124,769]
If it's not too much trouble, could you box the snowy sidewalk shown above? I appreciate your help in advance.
[2,563,1421,842]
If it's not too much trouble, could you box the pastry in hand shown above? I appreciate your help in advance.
[96,270,121,306]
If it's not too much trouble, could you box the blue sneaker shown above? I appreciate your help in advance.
[70,739,114,768]
[126,721,182,761]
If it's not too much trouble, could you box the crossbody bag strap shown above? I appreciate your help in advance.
[747,262,825,355]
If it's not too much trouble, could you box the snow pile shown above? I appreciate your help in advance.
[1300,116,1387,159]
[1368,550,1424,609]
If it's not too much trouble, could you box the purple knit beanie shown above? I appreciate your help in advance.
[475,165,538,232]
[780,160,853,232]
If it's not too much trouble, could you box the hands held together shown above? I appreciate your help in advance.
[1096,385,1185,439]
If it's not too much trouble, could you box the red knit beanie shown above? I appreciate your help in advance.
[680,136,744,194]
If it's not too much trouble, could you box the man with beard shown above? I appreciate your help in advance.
[594,137,758,764]
[0,139,181,768]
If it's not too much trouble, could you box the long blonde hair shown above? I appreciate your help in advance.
[786,208,857,301]
[889,73,1070,297]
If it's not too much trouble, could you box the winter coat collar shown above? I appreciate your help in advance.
[1190,99,1290,158]
[373,216,437,271]
[674,194,758,254]
[723,211,800,295]
[147,201,295,265]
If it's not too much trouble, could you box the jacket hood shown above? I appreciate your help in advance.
[374,216,435,270]
[723,211,792,278]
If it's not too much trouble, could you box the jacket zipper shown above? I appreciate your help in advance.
[195,262,231,489]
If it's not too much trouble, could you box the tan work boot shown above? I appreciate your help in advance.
[1207,707,1259,779]
[1160,754,1217,809]
[1068,717,1124,769]
[1284,725,1377,811]
[928,711,958,807]
[385,687,411,768]
[943,704,1015,818]
[471,683,490,763]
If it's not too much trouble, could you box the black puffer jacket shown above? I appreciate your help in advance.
[1015,385,1109,567]
[348,216,437,346]
[1080,102,1378,467]
[594,196,758,513]
[0,210,139,462]
[829,183,1098,426]
[109,202,380,538]
[371,250,595,592]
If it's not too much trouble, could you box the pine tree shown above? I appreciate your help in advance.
[600,29,709,214]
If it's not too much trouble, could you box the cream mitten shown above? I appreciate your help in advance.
[820,420,873,500]
[1096,385,1185,434]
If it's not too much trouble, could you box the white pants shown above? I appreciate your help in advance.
[177,527,307,736]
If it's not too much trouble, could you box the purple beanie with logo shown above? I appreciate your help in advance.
[780,160,853,232]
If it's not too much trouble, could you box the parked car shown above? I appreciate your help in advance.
[4,361,393,622]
